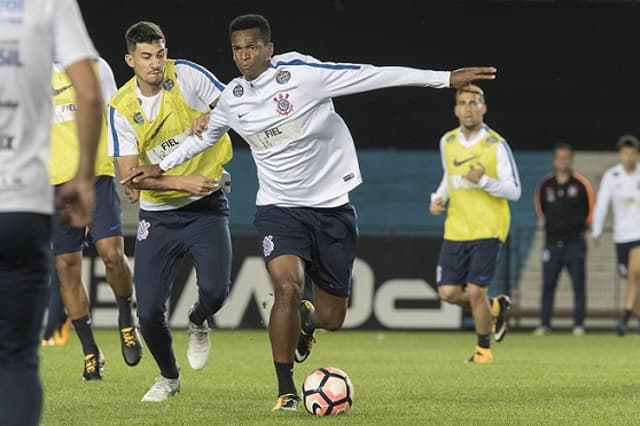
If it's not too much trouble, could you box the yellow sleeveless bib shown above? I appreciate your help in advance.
[108,60,232,203]
[49,62,113,185]
[442,128,511,242]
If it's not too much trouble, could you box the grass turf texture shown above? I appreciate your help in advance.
[40,330,640,425]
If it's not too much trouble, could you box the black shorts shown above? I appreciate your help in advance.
[52,176,123,255]
[615,240,640,278]
[253,204,358,298]
[436,238,502,287]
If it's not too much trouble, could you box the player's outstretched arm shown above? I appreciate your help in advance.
[449,67,497,88]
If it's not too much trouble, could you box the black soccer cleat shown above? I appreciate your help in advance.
[295,300,316,363]
[82,351,105,381]
[491,294,512,343]
[615,321,627,337]
[120,326,143,366]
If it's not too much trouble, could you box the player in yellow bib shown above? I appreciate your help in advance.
[49,58,142,379]
[107,22,233,402]
[430,85,520,363]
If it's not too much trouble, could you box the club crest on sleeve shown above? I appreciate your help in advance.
[163,78,174,91]
[275,69,291,84]
[133,112,144,125]
[273,93,293,116]
[545,187,556,203]
[233,84,244,97]
[262,235,274,257]
[137,219,151,241]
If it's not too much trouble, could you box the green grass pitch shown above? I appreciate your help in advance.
[40,329,640,425]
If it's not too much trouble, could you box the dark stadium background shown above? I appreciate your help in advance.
[80,0,640,152]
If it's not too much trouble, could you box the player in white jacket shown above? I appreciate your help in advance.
[123,13,496,410]
[592,135,640,336]
[0,1,101,424]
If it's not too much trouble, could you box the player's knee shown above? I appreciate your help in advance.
[467,284,487,302]
[316,310,345,331]
[438,286,459,304]
[99,246,127,272]
[200,283,230,312]
[273,280,303,306]
[55,253,80,271]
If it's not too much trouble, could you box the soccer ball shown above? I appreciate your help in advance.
[302,367,353,416]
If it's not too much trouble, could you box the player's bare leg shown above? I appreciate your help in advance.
[309,286,347,331]
[618,247,640,336]
[56,252,104,379]
[295,285,348,365]
[95,236,141,366]
[466,283,493,363]
[438,285,471,308]
[439,284,493,362]
[267,254,305,410]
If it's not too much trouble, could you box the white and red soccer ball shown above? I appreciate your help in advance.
[302,367,353,416]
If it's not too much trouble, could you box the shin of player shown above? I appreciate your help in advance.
[592,135,640,335]
[430,86,520,363]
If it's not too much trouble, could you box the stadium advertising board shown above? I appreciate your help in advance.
[84,235,461,330]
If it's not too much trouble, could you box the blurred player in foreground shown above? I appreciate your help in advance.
[123,14,497,411]
[49,58,142,378]
[592,135,640,336]
[0,0,101,424]
[108,21,233,401]
[430,85,520,363]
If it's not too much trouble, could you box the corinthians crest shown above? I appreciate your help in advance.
[163,78,175,91]
[273,93,293,116]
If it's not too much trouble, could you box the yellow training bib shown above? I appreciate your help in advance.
[442,127,511,242]
[108,60,232,204]
[49,63,113,185]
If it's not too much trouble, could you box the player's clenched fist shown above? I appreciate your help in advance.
[429,197,447,215]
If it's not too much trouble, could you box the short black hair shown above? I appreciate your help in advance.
[228,14,271,44]
[616,134,640,151]
[125,21,165,53]
[552,142,573,155]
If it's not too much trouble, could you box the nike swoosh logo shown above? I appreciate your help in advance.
[453,155,479,167]
[109,224,121,232]
[238,112,249,119]
[52,84,73,96]
[148,112,173,141]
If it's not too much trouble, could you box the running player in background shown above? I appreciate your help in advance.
[49,58,143,377]
[123,14,496,411]
[108,21,233,402]
[0,0,101,424]
[592,135,640,336]
[430,85,519,363]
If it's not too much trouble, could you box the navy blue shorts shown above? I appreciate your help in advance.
[615,240,640,278]
[436,238,502,287]
[52,176,123,255]
[253,204,358,298]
